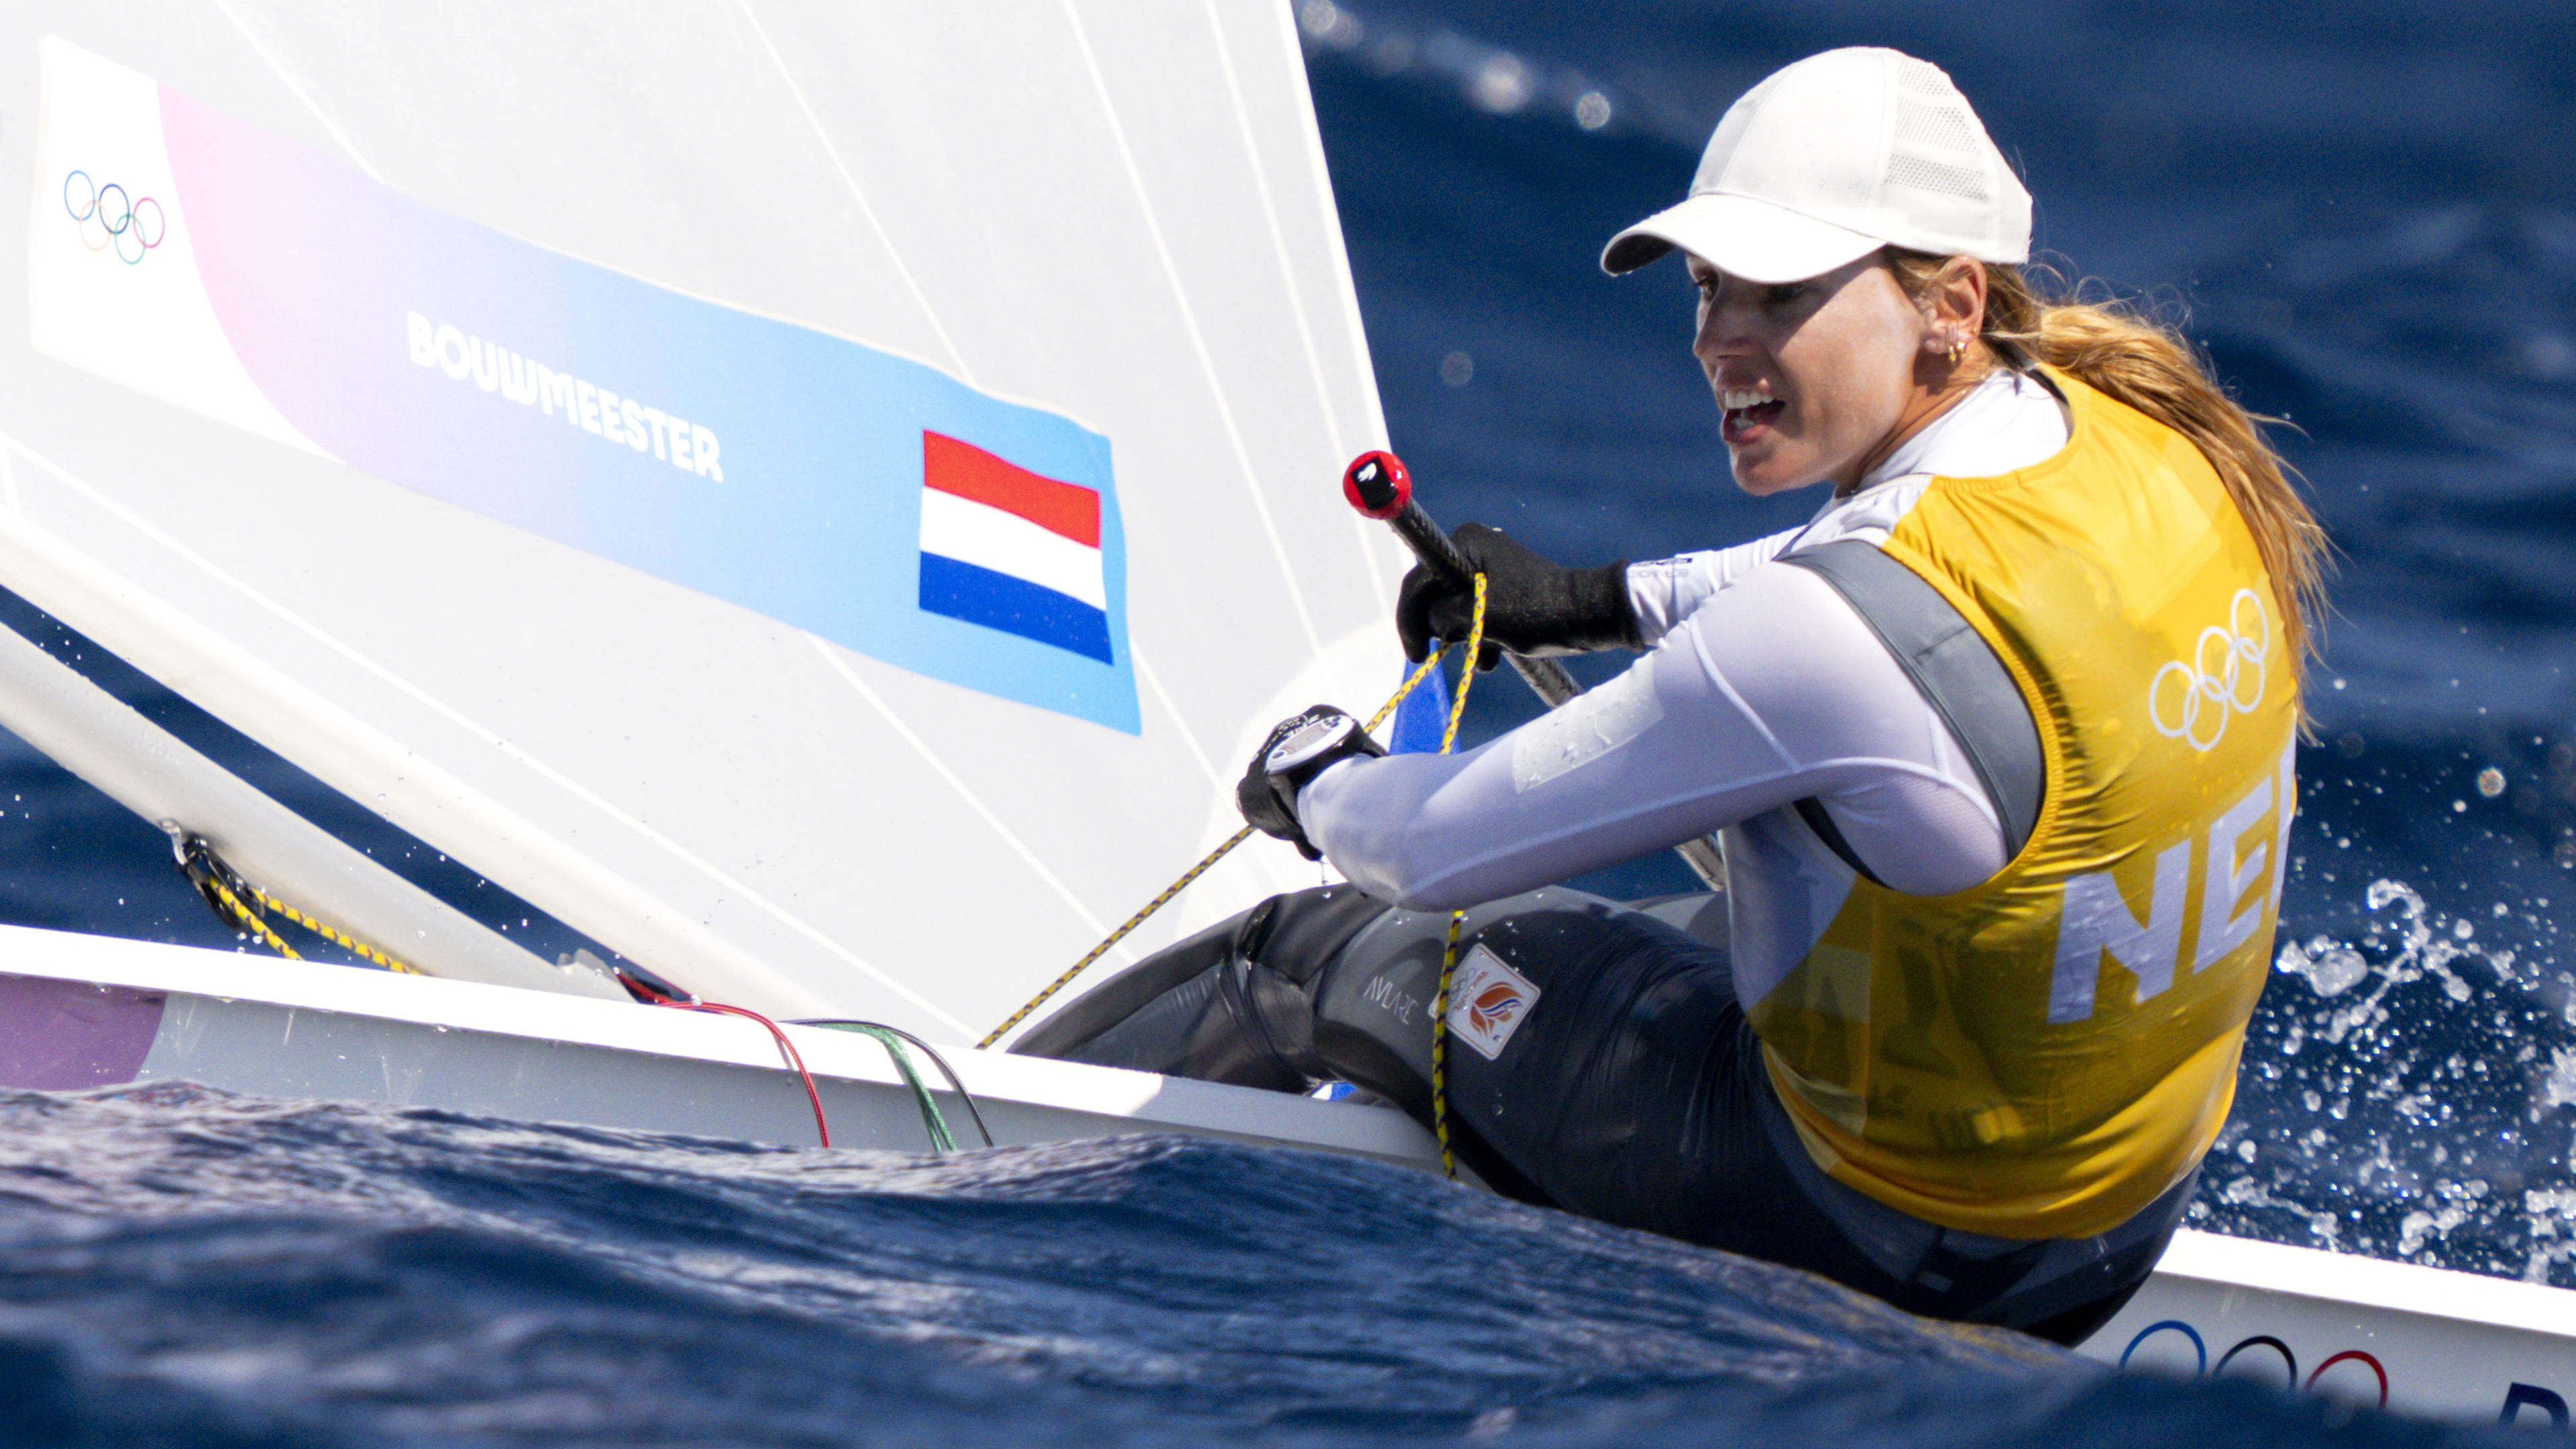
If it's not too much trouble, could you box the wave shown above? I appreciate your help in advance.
[0,1081,2490,1447]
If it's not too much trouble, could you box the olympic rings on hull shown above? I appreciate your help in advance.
[2117,1320,2389,1408]
[2149,588,2271,752]
[62,169,166,266]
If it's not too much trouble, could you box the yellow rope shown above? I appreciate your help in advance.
[976,822,1257,1049]
[1436,578,1488,757]
[1428,572,1488,1182]
[978,599,1481,1051]
[203,873,302,961]
[181,833,428,976]
[252,888,428,975]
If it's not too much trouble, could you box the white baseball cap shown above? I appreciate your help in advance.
[1601,48,2031,283]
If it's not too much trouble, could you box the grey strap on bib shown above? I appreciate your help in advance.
[1778,540,2045,877]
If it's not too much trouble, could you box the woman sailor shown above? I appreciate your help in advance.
[1021,46,2323,1346]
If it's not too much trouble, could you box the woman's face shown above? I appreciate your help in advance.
[1688,252,1935,496]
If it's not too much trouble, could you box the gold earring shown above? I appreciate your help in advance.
[1947,340,1965,366]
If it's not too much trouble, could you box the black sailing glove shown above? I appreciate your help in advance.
[1395,523,1640,670]
[1236,705,1387,861]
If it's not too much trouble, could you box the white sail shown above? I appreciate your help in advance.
[0,3,1412,1039]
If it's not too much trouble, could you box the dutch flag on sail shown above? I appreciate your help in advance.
[917,431,1113,663]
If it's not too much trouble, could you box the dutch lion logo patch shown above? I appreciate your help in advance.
[1447,945,1540,1061]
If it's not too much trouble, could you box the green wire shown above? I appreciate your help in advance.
[806,1021,958,1152]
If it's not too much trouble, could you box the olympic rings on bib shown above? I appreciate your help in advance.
[2149,588,2270,752]
[62,169,166,266]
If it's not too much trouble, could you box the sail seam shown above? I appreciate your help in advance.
[1057,0,1326,661]
[804,633,1129,959]
[731,0,974,385]
[1197,0,1391,623]
[205,0,384,183]
[1263,0,1395,453]
[1130,646,1221,788]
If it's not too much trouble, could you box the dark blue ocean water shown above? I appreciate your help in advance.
[0,1083,2510,1447]
[0,3,2568,1442]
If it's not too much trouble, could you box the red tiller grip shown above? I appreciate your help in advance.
[1344,449,1478,591]
[1342,450,1411,521]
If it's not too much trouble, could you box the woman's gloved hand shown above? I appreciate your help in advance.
[1237,706,1386,861]
[1396,523,1640,669]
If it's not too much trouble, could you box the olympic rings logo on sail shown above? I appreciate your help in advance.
[2148,588,2270,752]
[62,170,166,266]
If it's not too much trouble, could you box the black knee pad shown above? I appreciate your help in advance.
[1238,884,1393,985]
[1008,911,1243,1061]
[1009,885,1391,1071]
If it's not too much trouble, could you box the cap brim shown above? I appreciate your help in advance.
[1600,193,1886,283]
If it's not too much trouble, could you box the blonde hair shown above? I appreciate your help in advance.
[1887,250,2328,682]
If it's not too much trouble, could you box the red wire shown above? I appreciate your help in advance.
[650,997,831,1148]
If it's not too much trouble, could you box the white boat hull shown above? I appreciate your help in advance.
[2092,1230,2574,1426]
[1,922,2567,1427]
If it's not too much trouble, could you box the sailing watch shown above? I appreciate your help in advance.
[1238,705,1387,861]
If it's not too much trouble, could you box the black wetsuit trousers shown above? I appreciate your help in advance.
[1014,884,2192,1347]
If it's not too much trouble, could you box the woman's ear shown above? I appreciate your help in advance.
[1914,256,1989,357]
[1935,256,1988,336]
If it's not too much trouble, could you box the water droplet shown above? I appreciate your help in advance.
[2544,1048,2576,1111]
[1467,53,1529,113]
[1297,0,1362,49]
[2279,936,2369,996]
[2478,767,2506,797]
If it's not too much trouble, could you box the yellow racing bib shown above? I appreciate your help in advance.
[1751,371,2298,1240]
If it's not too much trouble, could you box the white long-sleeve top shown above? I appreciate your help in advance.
[1301,370,2070,972]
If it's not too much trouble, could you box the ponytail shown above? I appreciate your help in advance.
[1888,250,2329,684]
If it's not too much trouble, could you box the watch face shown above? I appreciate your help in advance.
[1266,714,1352,775]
